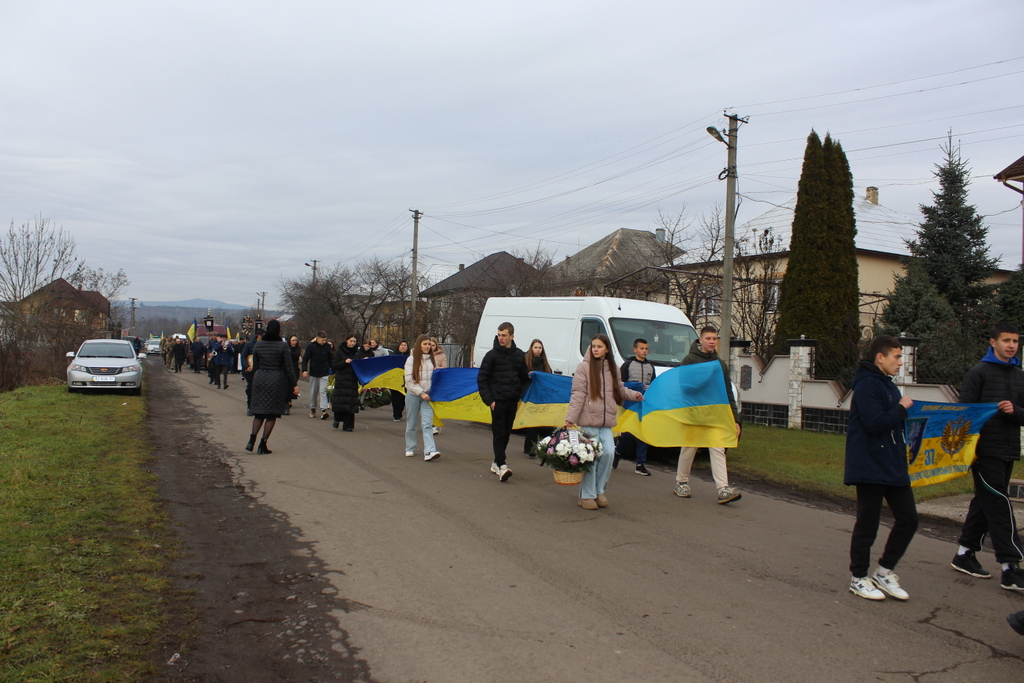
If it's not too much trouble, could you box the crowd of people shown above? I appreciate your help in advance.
[161,319,1024,636]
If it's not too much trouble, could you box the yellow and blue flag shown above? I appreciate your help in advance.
[352,355,408,394]
[905,401,999,487]
[429,368,493,424]
[616,362,738,449]
[514,372,573,429]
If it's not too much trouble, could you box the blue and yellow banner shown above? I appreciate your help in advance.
[429,368,493,424]
[352,355,408,394]
[616,362,737,448]
[515,372,573,429]
[905,402,999,487]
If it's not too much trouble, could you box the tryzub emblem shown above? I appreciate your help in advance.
[940,417,970,456]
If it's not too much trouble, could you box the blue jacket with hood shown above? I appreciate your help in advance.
[844,359,910,487]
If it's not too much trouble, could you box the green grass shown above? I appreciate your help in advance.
[0,386,178,681]
[727,423,1023,503]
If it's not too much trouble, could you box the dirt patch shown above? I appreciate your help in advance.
[145,366,376,682]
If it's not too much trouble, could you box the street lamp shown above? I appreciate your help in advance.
[706,114,747,349]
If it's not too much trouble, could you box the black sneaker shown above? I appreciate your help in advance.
[635,463,651,476]
[612,453,621,469]
[951,551,991,578]
[1001,564,1024,591]
[1008,611,1024,636]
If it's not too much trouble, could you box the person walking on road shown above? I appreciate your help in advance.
[212,334,235,389]
[844,335,918,601]
[521,339,551,456]
[331,334,362,431]
[477,322,530,482]
[190,337,206,373]
[390,340,409,421]
[404,335,440,461]
[614,338,656,475]
[171,337,188,373]
[245,320,297,454]
[951,323,1024,591]
[302,331,334,420]
[673,327,742,504]
[566,334,643,510]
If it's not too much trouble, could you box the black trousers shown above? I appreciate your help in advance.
[850,483,919,578]
[213,364,230,388]
[335,411,355,430]
[490,399,518,466]
[391,391,406,420]
[958,456,1024,564]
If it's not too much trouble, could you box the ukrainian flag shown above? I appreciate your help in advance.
[905,401,999,487]
[515,372,573,429]
[616,362,738,449]
[429,368,493,424]
[352,355,408,394]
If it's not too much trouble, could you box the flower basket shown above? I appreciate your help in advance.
[551,469,585,486]
[533,426,602,483]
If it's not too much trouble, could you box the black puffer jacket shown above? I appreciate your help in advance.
[959,350,1024,461]
[477,337,530,405]
[302,341,334,377]
[331,343,362,415]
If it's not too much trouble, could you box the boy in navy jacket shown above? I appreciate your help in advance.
[844,335,917,601]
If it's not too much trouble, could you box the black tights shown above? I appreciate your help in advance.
[251,416,277,441]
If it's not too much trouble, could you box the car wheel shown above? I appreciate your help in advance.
[67,386,77,394]
[131,386,142,396]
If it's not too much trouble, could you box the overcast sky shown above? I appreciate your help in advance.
[2,1,1022,309]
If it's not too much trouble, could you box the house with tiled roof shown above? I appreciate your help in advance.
[557,228,679,295]
[21,278,111,325]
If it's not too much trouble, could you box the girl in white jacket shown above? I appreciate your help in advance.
[404,335,440,461]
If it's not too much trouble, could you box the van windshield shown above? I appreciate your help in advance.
[609,318,697,366]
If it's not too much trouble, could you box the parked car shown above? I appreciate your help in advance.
[67,339,146,395]
[145,338,162,354]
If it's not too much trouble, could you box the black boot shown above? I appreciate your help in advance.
[257,439,272,454]
[245,434,256,452]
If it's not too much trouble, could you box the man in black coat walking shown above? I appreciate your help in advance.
[951,323,1024,591]
[477,322,529,482]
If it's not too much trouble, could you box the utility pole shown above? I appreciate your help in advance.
[129,297,137,336]
[256,292,267,319]
[410,209,422,340]
[305,260,319,285]
[707,112,747,350]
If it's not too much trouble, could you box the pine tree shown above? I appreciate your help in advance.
[909,136,997,316]
[998,265,1024,330]
[775,131,860,382]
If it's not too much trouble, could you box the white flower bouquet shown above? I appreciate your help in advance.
[533,426,602,473]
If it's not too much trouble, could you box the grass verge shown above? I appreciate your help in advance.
[727,423,1023,503]
[0,386,178,681]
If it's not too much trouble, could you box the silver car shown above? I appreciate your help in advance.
[67,339,146,395]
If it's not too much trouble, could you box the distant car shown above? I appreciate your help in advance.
[145,338,161,354]
[66,339,146,395]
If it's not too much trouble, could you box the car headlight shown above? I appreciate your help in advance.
[123,365,140,372]
[69,364,88,372]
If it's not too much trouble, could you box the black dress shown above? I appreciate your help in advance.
[331,343,362,429]
[249,340,297,418]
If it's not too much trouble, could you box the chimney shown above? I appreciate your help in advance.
[866,186,879,205]
[458,264,464,271]
[655,228,666,242]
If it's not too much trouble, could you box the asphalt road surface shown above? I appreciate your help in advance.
[167,367,1024,682]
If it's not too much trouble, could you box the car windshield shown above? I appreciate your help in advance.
[609,317,697,366]
[78,343,135,359]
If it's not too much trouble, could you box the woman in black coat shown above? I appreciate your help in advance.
[245,320,297,454]
[331,334,362,431]
[390,340,410,421]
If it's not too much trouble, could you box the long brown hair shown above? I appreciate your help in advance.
[526,339,551,374]
[411,334,432,382]
[587,334,623,403]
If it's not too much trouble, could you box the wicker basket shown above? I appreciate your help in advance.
[552,469,584,486]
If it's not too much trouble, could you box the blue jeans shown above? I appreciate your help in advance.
[580,427,616,500]
[405,393,437,454]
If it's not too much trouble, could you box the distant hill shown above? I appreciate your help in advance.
[139,298,249,310]
[125,302,283,335]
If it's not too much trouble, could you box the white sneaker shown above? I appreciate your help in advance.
[850,576,885,601]
[498,464,512,482]
[424,451,440,461]
[871,571,909,600]
[432,426,441,435]
[490,462,501,476]
[405,450,415,457]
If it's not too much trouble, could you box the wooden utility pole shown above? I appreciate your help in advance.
[410,209,422,340]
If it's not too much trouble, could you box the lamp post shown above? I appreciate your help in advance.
[706,113,747,347]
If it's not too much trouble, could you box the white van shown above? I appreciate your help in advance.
[472,297,698,374]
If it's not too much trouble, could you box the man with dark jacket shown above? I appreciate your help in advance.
[615,338,656,475]
[951,323,1024,591]
[844,335,917,601]
[190,338,206,373]
[673,327,742,504]
[477,322,530,482]
[171,337,188,372]
[302,331,334,420]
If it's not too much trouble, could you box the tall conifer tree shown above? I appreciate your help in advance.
[775,130,860,380]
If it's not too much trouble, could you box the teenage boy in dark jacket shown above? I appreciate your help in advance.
[615,338,656,475]
[951,323,1024,591]
[302,331,334,420]
[844,335,917,601]
[477,322,530,482]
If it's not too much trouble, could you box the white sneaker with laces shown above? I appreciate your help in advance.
[850,576,886,601]
[872,571,909,600]
[490,462,502,475]
[498,464,512,482]
[424,451,440,461]
[405,450,415,457]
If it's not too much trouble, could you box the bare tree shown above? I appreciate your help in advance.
[733,228,783,357]
[69,265,130,330]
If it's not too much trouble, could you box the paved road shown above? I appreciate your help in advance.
[168,368,1024,682]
